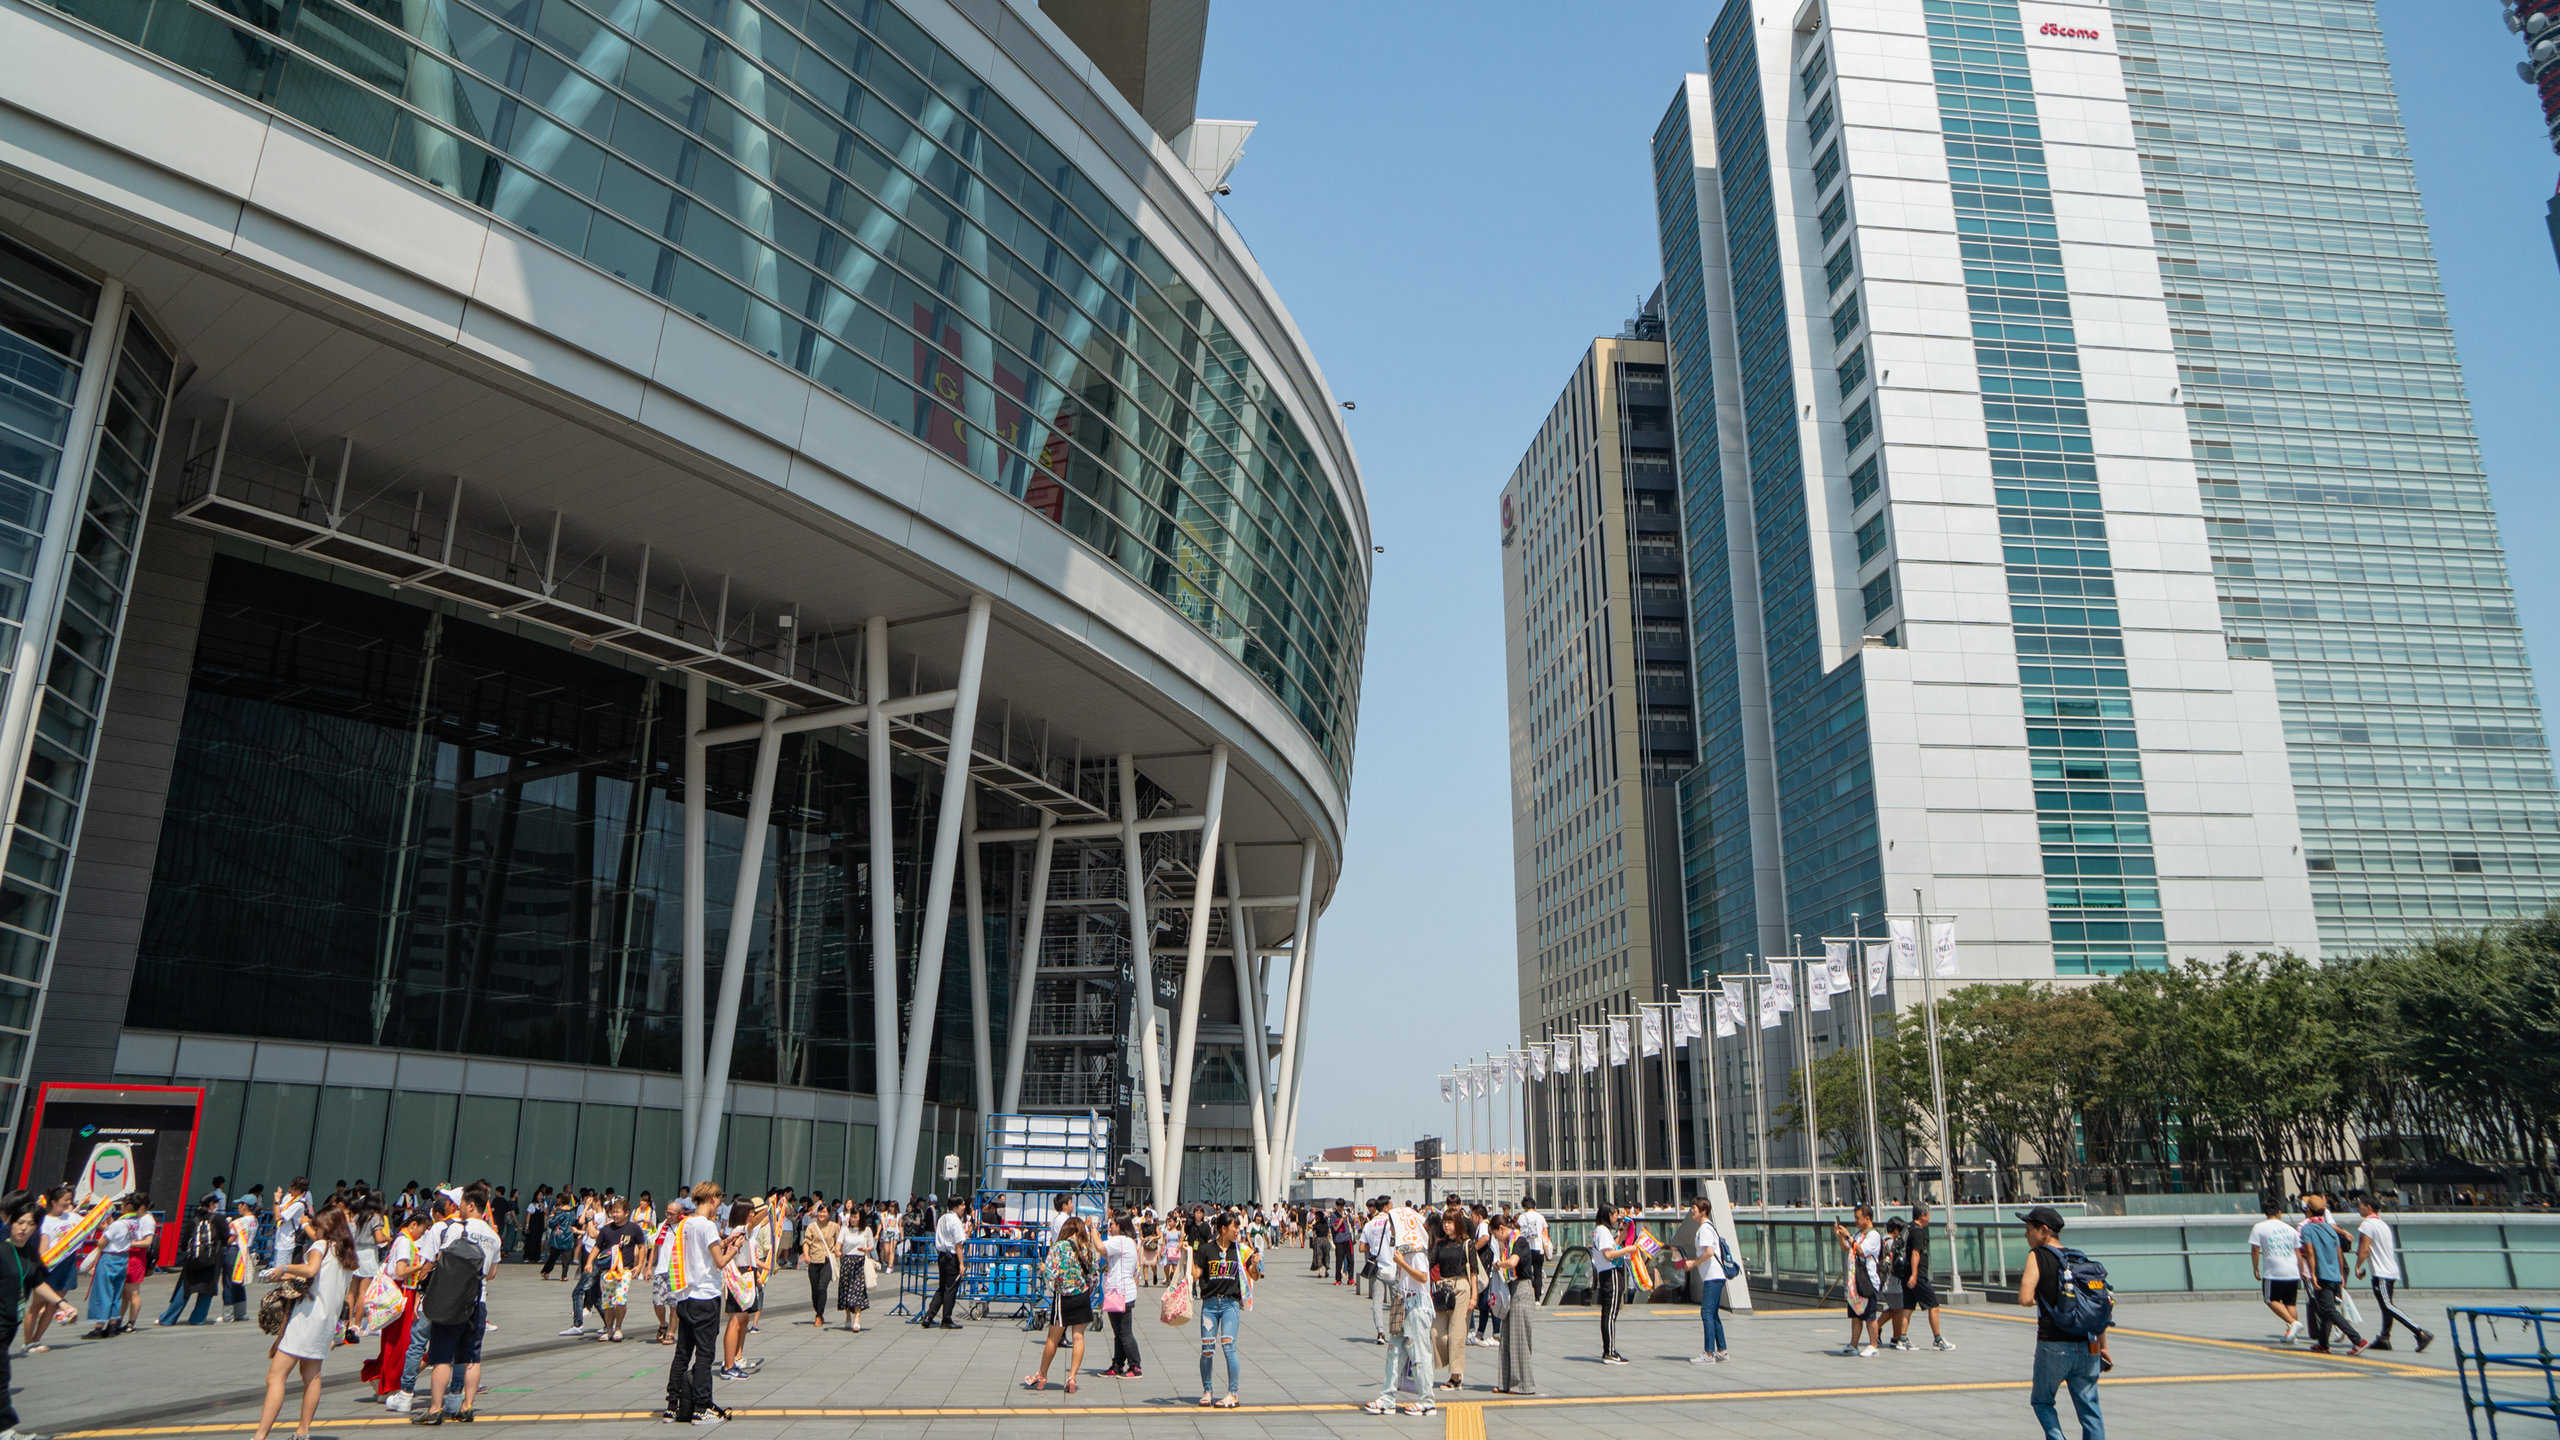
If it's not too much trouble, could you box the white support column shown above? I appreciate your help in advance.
[1158,746,1230,1214]
[1265,843,1316,1188]
[888,595,993,1195]
[1121,757,1172,1210]
[1277,952,1313,1191]
[690,698,784,1180]
[680,673,708,1174]
[964,795,992,1148]
[997,813,1054,1113]
[865,616,903,1196]
[1223,841,1273,1208]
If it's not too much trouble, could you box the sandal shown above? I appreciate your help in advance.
[1197,1393,1215,1408]
[1023,1375,1046,1391]
[1064,1378,1077,1394]
[1215,1394,1239,1408]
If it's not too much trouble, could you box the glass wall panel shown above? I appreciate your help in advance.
[576,1102,635,1198]
[848,1121,874,1200]
[811,1120,845,1203]
[193,1077,247,1192]
[771,1117,811,1196]
[515,1099,581,1192]
[383,1091,457,1187]
[728,1114,771,1194]
[233,1081,317,1190]
[308,1085,391,1189]
[634,1106,680,1202]
[453,1095,521,1189]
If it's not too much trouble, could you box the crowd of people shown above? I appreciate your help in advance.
[0,1172,2190,1440]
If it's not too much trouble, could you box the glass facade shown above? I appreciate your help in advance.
[1650,86,1759,981]
[34,0,1366,776]
[129,554,994,1103]
[2111,0,2560,950]
[1702,0,1881,957]
[1922,0,2166,973]
[0,240,175,1116]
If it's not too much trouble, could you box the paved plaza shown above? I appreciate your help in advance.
[17,1255,2525,1440]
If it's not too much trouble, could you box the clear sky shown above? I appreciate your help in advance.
[1194,1,2560,1159]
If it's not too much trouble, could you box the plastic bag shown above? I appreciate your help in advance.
[1159,1273,1192,1326]
[356,1276,408,1337]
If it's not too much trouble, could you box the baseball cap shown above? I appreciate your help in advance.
[2017,1205,2066,1232]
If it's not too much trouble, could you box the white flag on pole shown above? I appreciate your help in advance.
[1678,992,1703,1045]
[1489,1062,1504,1096]
[1440,1075,1454,1103]
[1890,918,1922,979]
[1609,1019,1630,1066]
[1809,970,1833,1011]
[1931,920,1960,978]
[1475,1068,1490,1100]
[1555,1038,1574,1075]
[1580,1030,1600,1073]
[1826,941,1854,997]
[1640,1009,1663,1057]
[1758,983,1782,1029]
[1714,990,1739,1038]
[1768,964,1796,1013]
[1530,1045,1548,1082]
[1866,941,1891,997]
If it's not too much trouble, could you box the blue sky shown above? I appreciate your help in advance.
[1194,1,2560,1156]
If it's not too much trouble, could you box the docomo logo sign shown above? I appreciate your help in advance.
[2040,20,2102,40]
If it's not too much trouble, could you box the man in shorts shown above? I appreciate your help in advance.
[1890,1202,1952,1350]
[2248,1199,2302,1342]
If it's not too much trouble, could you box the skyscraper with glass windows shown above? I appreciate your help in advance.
[1649,0,2335,985]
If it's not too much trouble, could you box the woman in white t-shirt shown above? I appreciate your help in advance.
[1673,1195,1733,1363]
[1100,1216,1142,1377]
[253,1206,356,1440]
[835,1208,875,1331]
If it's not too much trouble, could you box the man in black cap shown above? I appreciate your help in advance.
[2016,1206,2105,1439]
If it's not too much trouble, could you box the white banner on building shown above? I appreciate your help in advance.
[1580,1030,1600,1073]
[1530,1045,1548,1082]
[1890,918,1922,979]
[1809,970,1832,1012]
[1757,982,1781,1029]
[1768,964,1795,1013]
[1678,992,1703,1044]
[1866,941,1891,997]
[1554,1038,1574,1075]
[1932,920,1960,978]
[1608,1019,1630,1066]
[1640,1009,1663,1058]
[1714,990,1739,1038]
[1826,941,1854,997]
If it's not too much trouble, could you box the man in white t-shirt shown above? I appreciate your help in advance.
[663,1185,738,1423]
[1358,1197,1393,1336]
[1044,1196,1072,1246]
[272,1181,309,1266]
[2248,1201,2302,1341]
[420,1184,503,1420]
[2354,1197,2431,1352]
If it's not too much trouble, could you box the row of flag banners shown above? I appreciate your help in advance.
[1438,919,1959,1097]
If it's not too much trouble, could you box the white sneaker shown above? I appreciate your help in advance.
[2283,1320,2302,1342]
[1689,1352,1715,1365]
[1858,1345,1879,1358]
[1934,1336,1954,1352]
[1837,1345,1863,1357]
[559,1327,586,1337]
[384,1394,413,1413]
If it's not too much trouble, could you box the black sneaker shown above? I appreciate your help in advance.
[2416,1332,2436,1353]
[411,1415,443,1427]
[2367,1339,2393,1351]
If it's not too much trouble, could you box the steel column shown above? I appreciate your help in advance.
[865,617,902,1195]
[887,594,993,1193]
[1265,843,1316,1189]
[997,813,1054,1112]
[679,673,708,1173]
[1223,842,1274,1207]
[690,697,785,1179]
[1158,745,1230,1210]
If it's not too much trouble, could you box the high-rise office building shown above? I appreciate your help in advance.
[0,0,1361,1208]
[1649,0,2554,983]
[1501,319,1695,1039]
[2123,0,2558,949]
[1650,0,2338,984]
[1500,317,1695,1189]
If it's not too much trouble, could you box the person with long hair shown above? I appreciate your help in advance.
[1489,1212,1535,1394]
[835,1205,875,1331]
[1427,1210,1478,1391]
[1099,1215,1142,1378]
[800,1200,839,1328]
[363,1209,429,1404]
[1191,1211,1260,1408]
[1589,1203,1632,1365]
[0,1190,71,1435]
[253,1205,357,1440]
[1024,1215,1098,1392]
[716,1198,769,1378]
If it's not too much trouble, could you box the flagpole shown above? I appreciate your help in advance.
[1847,919,1883,1208]
[1699,988,1722,1193]
[1915,891,1966,1297]
[1797,952,1822,1216]
[1747,966,1770,1223]
[1661,993,1682,1206]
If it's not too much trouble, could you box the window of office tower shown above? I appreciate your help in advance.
[32,0,1367,778]
[1919,0,2166,973]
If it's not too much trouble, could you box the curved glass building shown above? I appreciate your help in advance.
[0,0,1360,1209]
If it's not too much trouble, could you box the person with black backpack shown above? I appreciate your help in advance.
[2016,1206,2111,1440]
[415,1184,500,1426]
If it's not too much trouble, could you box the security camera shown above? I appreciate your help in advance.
[1215,184,1232,195]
